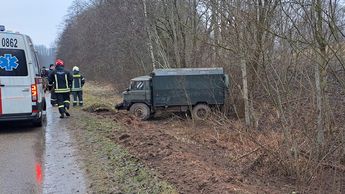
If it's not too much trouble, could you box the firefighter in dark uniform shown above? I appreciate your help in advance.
[48,64,58,106]
[48,59,73,118]
[71,66,85,106]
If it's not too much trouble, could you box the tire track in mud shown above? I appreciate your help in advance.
[102,112,287,194]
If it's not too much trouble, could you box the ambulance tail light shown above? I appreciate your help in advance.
[31,84,38,102]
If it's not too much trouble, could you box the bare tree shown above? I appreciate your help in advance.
[56,1,345,190]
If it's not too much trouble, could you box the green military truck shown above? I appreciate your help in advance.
[115,68,229,120]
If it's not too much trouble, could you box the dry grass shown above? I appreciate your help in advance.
[83,81,122,107]
[81,82,345,193]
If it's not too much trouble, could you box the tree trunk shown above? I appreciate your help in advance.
[315,59,324,147]
[143,0,156,70]
[211,0,220,67]
[241,58,250,126]
[314,0,328,150]
[191,0,198,67]
[170,1,181,68]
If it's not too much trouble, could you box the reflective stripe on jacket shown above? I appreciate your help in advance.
[48,67,73,93]
[72,74,85,92]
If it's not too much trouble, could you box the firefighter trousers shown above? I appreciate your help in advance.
[57,92,70,115]
[72,91,83,106]
[50,90,57,106]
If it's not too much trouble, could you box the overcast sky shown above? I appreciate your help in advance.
[1,0,72,47]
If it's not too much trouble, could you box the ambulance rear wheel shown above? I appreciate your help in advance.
[130,103,150,120]
[32,112,43,127]
[192,104,211,120]
[42,99,47,111]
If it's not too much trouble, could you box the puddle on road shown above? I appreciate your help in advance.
[42,100,87,194]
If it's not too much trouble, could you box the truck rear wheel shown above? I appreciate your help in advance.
[130,103,150,120]
[192,104,211,120]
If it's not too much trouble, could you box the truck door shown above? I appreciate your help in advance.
[130,80,147,102]
[0,47,32,115]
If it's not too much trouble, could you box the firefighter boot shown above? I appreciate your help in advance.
[58,105,65,118]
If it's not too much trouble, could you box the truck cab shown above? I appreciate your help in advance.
[115,76,153,120]
[121,76,151,108]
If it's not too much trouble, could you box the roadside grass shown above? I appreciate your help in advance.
[70,83,177,194]
[82,81,121,108]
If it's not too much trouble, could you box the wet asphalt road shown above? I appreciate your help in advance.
[0,96,87,194]
[0,122,43,194]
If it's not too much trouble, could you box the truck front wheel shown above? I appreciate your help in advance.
[130,103,151,120]
[192,104,211,120]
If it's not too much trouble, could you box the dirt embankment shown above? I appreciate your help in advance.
[78,83,345,194]
[86,109,294,194]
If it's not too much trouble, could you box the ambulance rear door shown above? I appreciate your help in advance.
[0,33,32,115]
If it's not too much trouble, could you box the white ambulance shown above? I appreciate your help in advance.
[0,25,46,126]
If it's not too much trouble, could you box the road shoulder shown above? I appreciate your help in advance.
[66,83,176,193]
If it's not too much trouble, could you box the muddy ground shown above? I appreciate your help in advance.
[70,83,344,194]
[88,110,295,194]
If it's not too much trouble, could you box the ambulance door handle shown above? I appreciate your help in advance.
[0,84,4,87]
[22,88,30,92]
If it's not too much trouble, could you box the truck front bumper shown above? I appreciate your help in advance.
[115,101,130,110]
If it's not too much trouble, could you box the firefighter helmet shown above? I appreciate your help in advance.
[55,59,64,66]
[72,66,79,72]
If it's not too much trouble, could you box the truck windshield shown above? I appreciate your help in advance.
[130,81,144,90]
[0,49,28,76]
